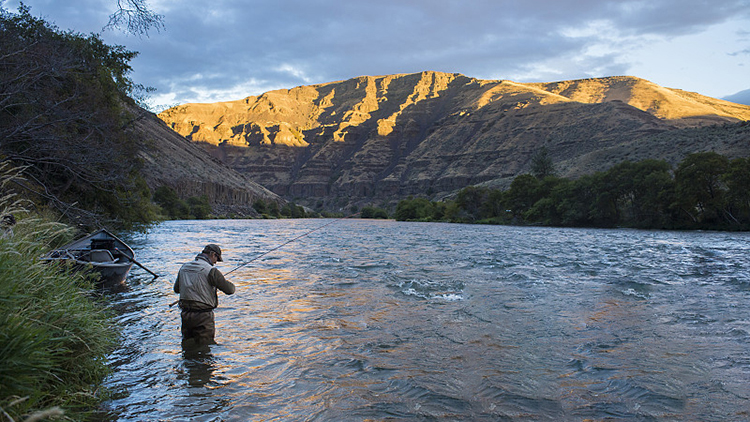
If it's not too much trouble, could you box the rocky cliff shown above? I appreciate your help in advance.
[129,105,283,216]
[158,72,750,209]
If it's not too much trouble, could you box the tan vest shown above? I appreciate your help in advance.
[177,258,217,308]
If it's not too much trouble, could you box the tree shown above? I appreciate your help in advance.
[281,202,306,218]
[723,157,750,226]
[522,176,568,225]
[361,206,389,219]
[530,146,556,179]
[674,152,729,225]
[504,174,542,218]
[601,160,674,227]
[187,196,211,219]
[153,186,189,219]
[456,186,489,222]
[632,160,675,228]
[252,198,268,214]
[105,0,165,36]
[395,197,437,221]
[0,5,154,228]
[268,201,280,217]
[556,174,599,227]
[481,189,507,222]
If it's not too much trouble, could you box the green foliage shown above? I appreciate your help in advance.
[395,197,443,221]
[267,201,281,217]
[455,186,489,222]
[253,199,268,214]
[153,186,189,219]
[102,175,159,228]
[530,146,556,179]
[595,160,675,227]
[523,177,571,226]
[153,186,214,220]
[360,206,389,219]
[394,152,750,230]
[280,202,307,218]
[724,157,750,224]
[187,196,211,219]
[0,5,157,230]
[504,174,542,217]
[253,198,288,218]
[0,167,117,421]
[674,152,730,226]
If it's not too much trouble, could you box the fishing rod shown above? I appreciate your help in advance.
[169,213,360,307]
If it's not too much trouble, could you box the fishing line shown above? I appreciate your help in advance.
[224,213,358,276]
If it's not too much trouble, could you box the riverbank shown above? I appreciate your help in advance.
[0,210,117,421]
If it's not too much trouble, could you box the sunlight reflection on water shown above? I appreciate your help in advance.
[102,220,750,421]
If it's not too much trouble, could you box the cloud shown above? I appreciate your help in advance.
[6,0,750,104]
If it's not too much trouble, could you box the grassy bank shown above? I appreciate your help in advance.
[0,169,118,421]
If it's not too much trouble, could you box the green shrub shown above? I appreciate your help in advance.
[280,202,306,218]
[0,165,117,421]
[187,195,211,219]
[394,197,439,221]
[360,206,389,219]
[252,199,267,214]
[153,186,189,219]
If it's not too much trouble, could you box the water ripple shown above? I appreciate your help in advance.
[101,221,750,420]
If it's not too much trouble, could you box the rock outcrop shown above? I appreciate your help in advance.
[158,72,750,208]
[130,105,283,216]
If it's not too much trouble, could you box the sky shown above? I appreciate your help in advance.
[4,0,750,111]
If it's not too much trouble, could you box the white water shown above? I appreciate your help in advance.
[101,219,750,420]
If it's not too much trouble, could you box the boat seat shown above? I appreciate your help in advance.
[89,249,115,263]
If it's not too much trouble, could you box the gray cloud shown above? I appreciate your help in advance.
[6,0,750,107]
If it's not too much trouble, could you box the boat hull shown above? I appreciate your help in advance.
[71,260,134,286]
[44,229,136,287]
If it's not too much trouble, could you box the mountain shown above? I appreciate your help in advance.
[129,104,283,216]
[723,89,750,106]
[158,72,750,209]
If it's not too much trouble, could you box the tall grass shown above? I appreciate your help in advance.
[0,162,118,421]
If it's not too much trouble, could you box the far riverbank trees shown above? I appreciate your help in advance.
[395,151,750,231]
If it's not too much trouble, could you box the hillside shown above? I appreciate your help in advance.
[159,72,750,209]
[128,104,283,216]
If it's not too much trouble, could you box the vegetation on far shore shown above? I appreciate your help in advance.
[393,150,750,231]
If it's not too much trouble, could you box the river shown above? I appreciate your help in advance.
[100,219,750,421]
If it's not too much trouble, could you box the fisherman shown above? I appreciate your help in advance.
[174,244,235,346]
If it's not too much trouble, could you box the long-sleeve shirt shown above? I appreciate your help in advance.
[174,253,235,310]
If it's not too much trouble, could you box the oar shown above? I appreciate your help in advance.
[116,248,160,279]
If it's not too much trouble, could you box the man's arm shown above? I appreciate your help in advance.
[208,268,235,295]
[174,276,180,294]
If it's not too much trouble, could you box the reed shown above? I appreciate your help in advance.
[0,163,118,421]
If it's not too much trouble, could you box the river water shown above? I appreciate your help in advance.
[100,219,750,421]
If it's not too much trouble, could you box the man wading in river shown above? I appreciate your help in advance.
[174,244,235,346]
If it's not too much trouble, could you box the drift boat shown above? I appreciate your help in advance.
[43,229,135,286]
